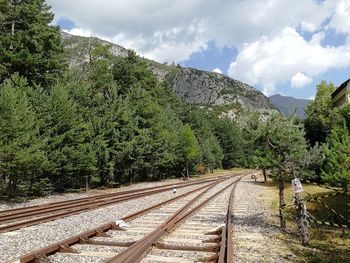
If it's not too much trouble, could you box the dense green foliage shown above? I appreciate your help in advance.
[250,113,322,227]
[1,0,348,199]
[0,0,65,86]
[304,81,350,190]
[0,44,243,196]
[304,81,338,145]
[0,76,47,194]
[322,124,350,191]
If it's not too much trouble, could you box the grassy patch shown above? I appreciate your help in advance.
[198,168,249,178]
[266,181,350,262]
[283,184,350,226]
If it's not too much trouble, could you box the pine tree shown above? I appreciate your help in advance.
[213,117,244,168]
[0,0,65,86]
[44,83,96,190]
[0,75,47,195]
[179,124,200,177]
[322,124,350,191]
[254,113,310,228]
[304,81,340,145]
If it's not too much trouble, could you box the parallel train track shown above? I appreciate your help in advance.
[17,174,244,263]
[0,176,226,234]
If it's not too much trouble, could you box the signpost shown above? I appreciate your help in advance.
[292,178,304,194]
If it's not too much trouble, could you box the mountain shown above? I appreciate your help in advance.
[61,32,274,114]
[269,94,311,119]
[165,68,273,111]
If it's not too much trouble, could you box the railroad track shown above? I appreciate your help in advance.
[18,174,244,263]
[0,176,227,234]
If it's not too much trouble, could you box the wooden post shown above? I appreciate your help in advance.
[262,168,267,182]
[294,194,309,246]
[278,177,286,228]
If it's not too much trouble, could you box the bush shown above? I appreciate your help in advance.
[30,178,53,196]
[197,163,206,175]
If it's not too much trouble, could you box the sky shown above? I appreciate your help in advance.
[48,0,350,99]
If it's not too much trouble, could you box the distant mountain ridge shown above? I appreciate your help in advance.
[61,31,275,116]
[269,94,311,119]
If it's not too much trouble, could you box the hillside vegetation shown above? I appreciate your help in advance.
[61,32,275,117]
[0,1,349,220]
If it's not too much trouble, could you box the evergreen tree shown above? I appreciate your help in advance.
[200,134,223,173]
[254,113,310,228]
[322,124,350,191]
[112,50,158,96]
[0,75,47,195]
[0,0,65,86]
[179,124,200,177]
[213,117,244,168]
[44,83,96,190]
[304,81,340,145]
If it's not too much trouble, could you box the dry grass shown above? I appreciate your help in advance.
[198,168,250,178]
[264,180,350,262]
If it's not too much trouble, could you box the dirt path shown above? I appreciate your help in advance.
[232,173,297,262]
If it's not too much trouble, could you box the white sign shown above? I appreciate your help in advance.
[292,178,304,193]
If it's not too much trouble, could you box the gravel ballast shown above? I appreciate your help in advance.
[45,177,238,263]
[0,181,208,263]
[0,179,187,211]
[232,173,297,262]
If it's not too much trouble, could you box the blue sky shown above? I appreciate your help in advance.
[49,0,350,99]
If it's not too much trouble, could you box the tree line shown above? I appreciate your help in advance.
[0,49,247,196]
[0,0,349,208]
[0,1,247,196]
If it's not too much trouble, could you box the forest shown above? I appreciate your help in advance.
[0,0,349,200]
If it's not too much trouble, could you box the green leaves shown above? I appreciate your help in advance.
[0,0,65,86]
[44,84,96,190]
[322,124,350,190]
[0,76,47,195]
[252,113,313,180]
[304,80,350,190]
[0,38,264,195]
[304,81,340,145]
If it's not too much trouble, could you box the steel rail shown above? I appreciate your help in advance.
[107,176,242,263]
[0,178,219,224]
[218,175,243,263]
[0,176,224,217]
[18,179,223,263]
[0,177,229,233]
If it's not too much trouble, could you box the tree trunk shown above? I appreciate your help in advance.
[262,168,267,182]
[278,177,286,229]
[185,160,189,178]
[10,0,16,50]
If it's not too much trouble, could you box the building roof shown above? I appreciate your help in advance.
[332,78,350,98]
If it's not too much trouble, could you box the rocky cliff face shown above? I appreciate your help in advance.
[61,31,128,68]
[165,68,273,111]
[61,32,274,113]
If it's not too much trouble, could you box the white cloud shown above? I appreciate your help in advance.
[308,95,315,100]
[328,0,350,35]
[48,0,350,96]
[291,72,313,89]
[63,28,91,37]
[213,68,222,74]
[228,27,350,95]
[48,0,333,62]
